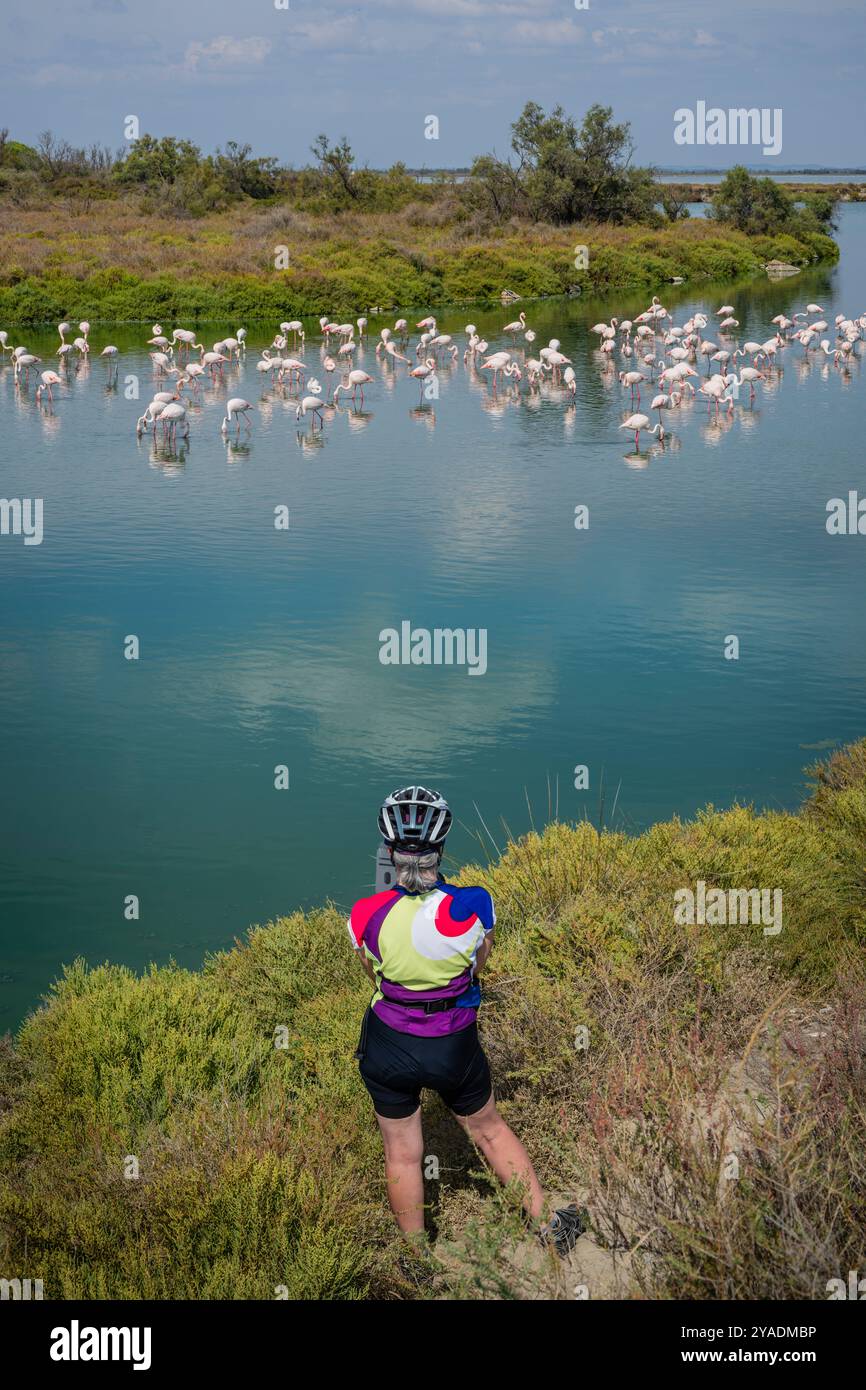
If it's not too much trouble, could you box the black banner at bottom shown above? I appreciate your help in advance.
[4,1297,861,1374]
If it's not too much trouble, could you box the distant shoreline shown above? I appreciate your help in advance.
[406,166,866,178]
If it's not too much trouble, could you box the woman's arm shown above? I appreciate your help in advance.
[356,951,377,987]
[475,932,494,974]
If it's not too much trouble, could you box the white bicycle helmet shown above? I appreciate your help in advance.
[379,785,452,853]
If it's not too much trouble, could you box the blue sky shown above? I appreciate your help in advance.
[3,0,864,168]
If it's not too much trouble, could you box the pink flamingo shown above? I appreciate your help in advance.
[154,401,189,445]
[480,351,512,388]
[408,357,437,401]
[334,369,374,405]
[619,370,645,404]
[36,370,63,403]
[619,413,664,448]
[726,368,763,401]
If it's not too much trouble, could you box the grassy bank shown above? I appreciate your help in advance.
[0,199,837,325]
[0,742,863,1300]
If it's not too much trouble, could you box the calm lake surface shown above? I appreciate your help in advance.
[2,208,865,1026]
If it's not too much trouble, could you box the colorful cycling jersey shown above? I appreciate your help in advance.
[347,881,496,1036]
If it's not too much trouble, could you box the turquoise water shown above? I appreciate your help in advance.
[2,209,865,1027]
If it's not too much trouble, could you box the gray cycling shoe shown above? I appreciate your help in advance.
[538,1203,587,1258]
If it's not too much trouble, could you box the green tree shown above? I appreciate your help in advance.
[213,141,278,199]
[464,152,526,221]
[114,135,202,186]
[310,134,358,203]
[659,184,692,222]
[0,130,41,171]
[468,102,656,226]
[709,165,791,233]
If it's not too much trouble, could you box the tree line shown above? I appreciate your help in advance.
[0,106,836,237]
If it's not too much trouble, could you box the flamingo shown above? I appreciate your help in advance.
[334,369,374,404]
[154,401,189,444]
[167,328,200,355]
[619,369,645,404]
[698,376,733,416]
[384,341,411,366]
[182,362,206,391]
[480,351,512,388]
[201,351,227,378]
[221,398,253,433]
[35,370,63,403]
[136,392,178,435]
[13,352,40,383]
[544,349,571,382]
[256,356,278,382]
[619,413,663,448]
[296,384,325,427]
[699,340,718,372]
[503,311,527,336]
[736,341,765,364]
[58,322,71,346]
[650,393,672,426]
[726,368,763,401]
[408,357,437,400]
[279,357,306,386]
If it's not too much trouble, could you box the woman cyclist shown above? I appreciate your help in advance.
[349,785,582,1254]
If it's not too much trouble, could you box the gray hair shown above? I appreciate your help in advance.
[392,849,441,894]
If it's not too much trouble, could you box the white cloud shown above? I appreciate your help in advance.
[505,18,586,47]
[184,35,271,73]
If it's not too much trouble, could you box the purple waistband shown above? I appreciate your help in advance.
[378,970,472,1004]
[372,998,477,1037]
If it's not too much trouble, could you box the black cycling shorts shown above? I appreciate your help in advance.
[357,1006,493,1119]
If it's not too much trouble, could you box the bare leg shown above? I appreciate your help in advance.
[457,1095,545,1221]
[376,1109,426,1235]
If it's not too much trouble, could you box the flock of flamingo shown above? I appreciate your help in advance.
[599,297,864,447]
[1,294,863,453]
